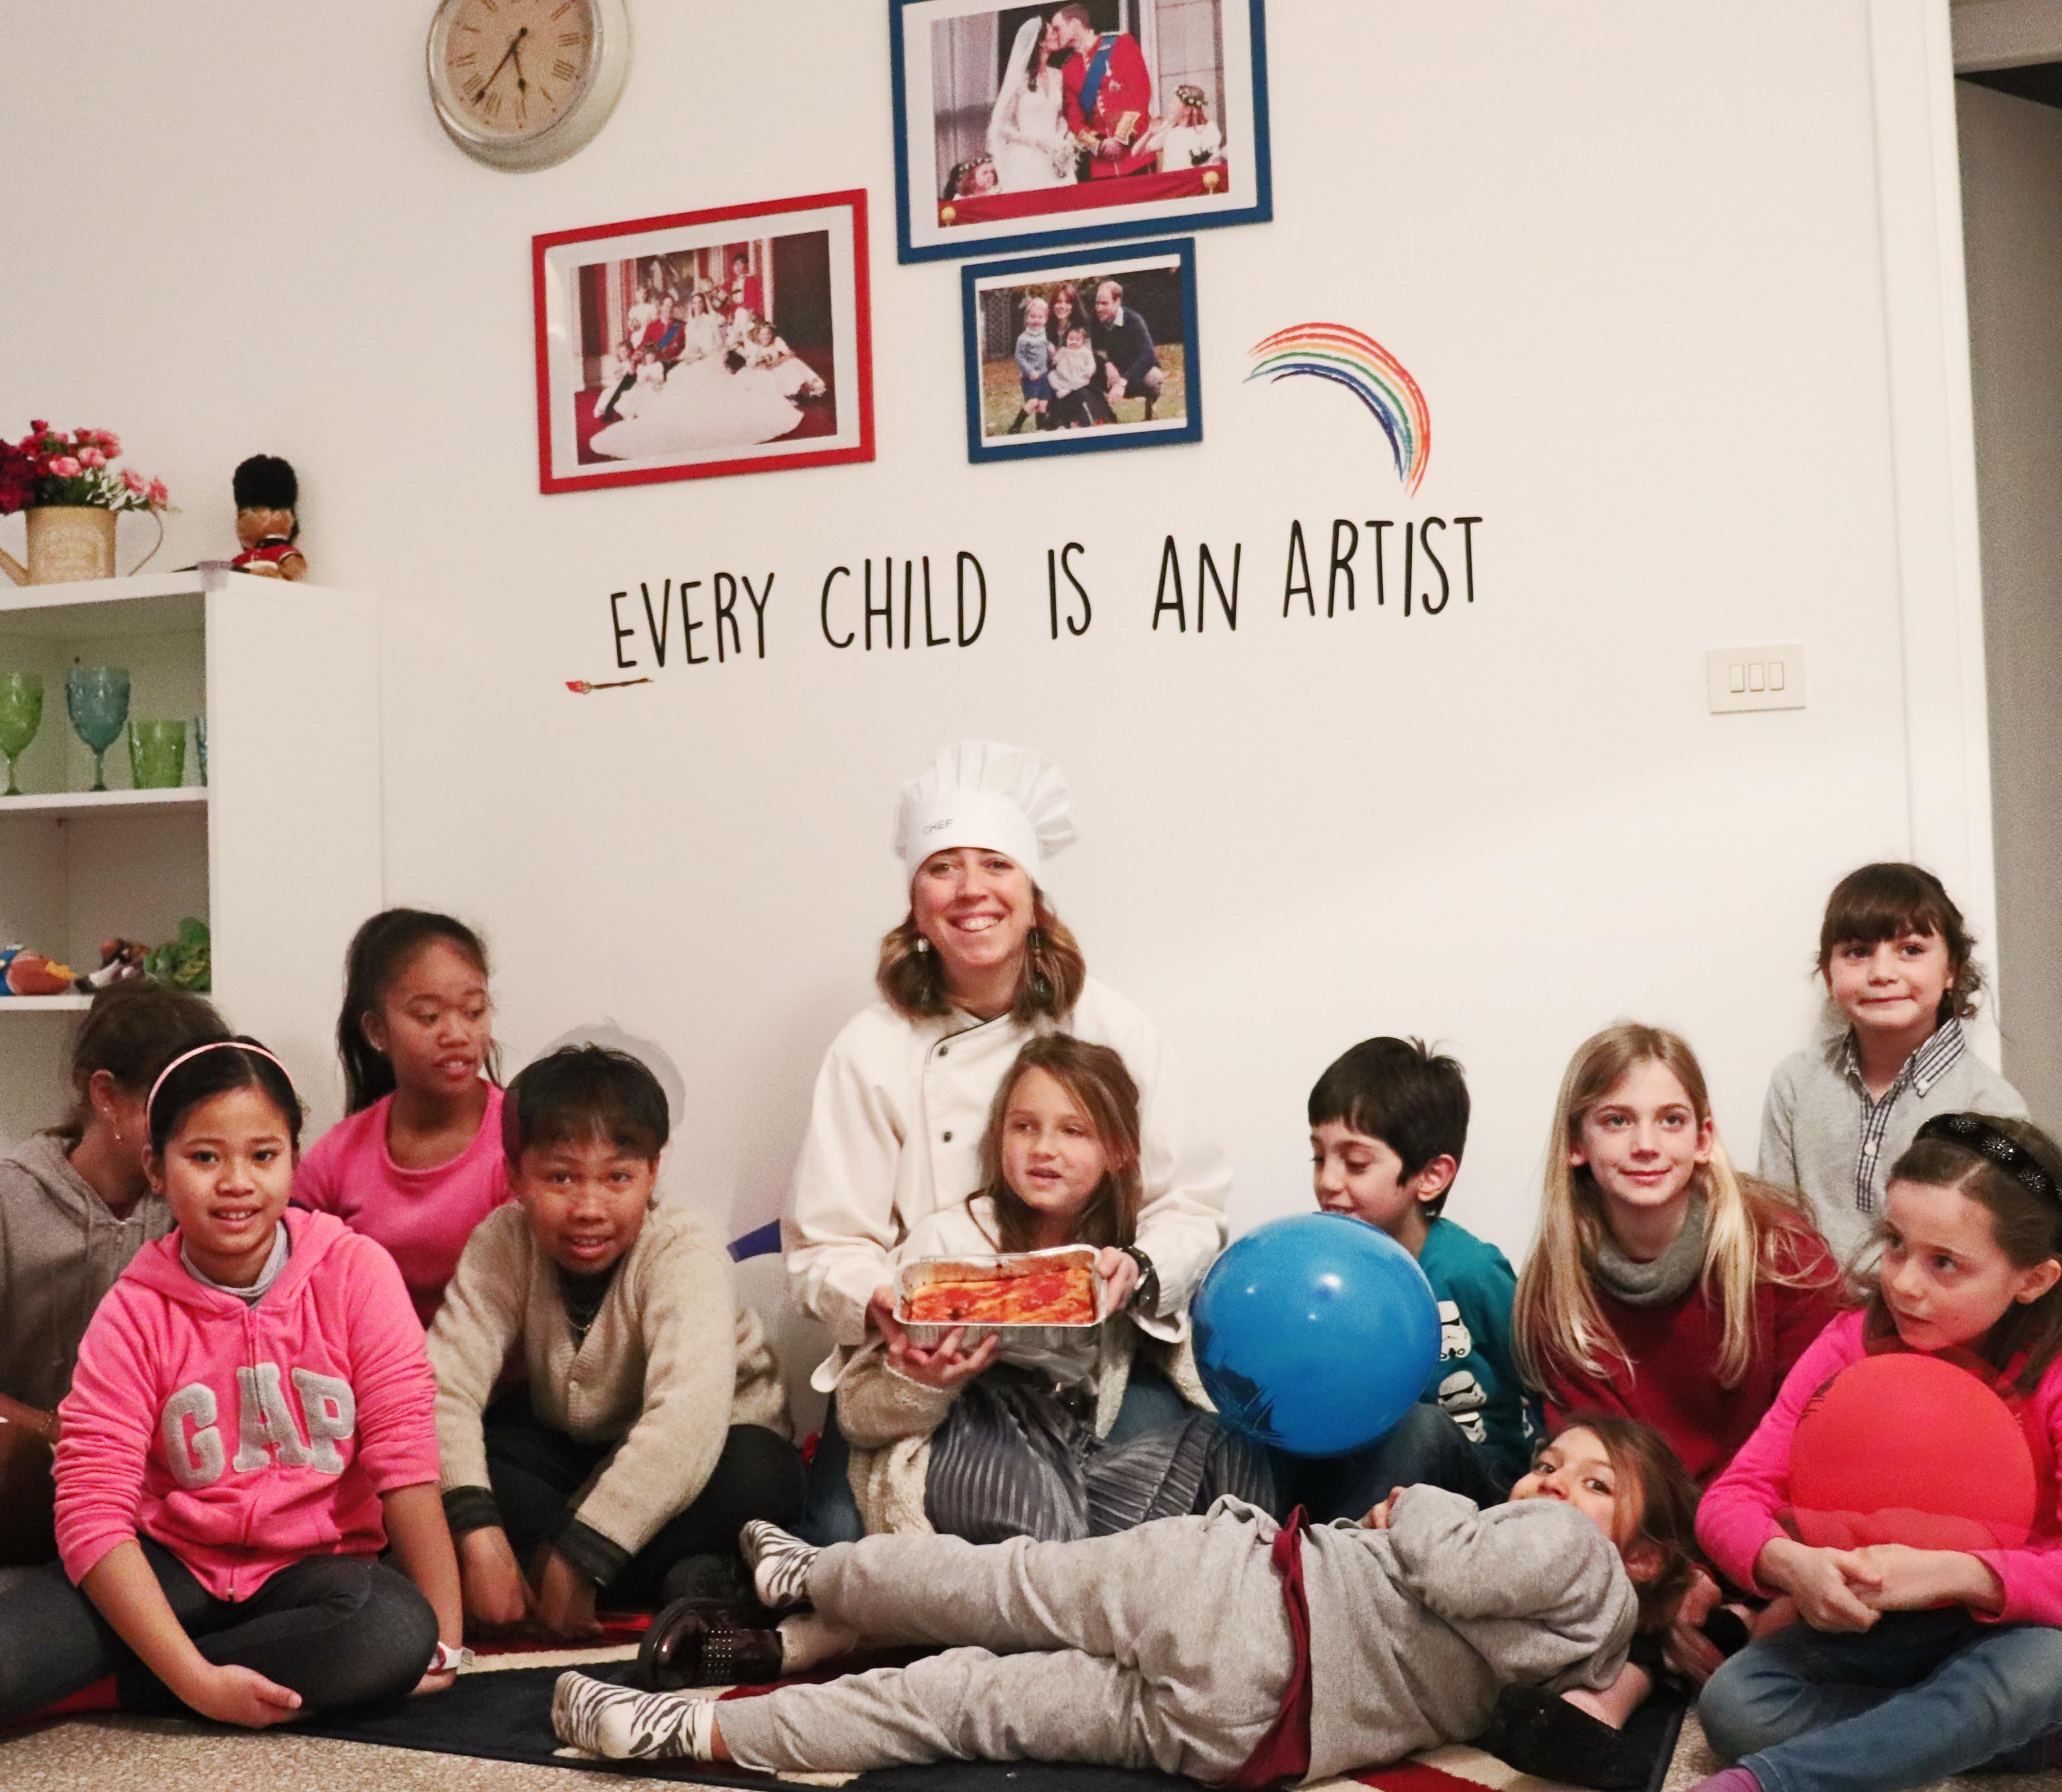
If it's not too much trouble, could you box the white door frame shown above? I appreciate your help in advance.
[1867,0,2002,1057]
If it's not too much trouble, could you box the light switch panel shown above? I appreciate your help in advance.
[1707,644,1805,713]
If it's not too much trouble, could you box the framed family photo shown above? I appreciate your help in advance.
[891,0,1271,264]
[532,190,874,494]
[962,237,1200,461]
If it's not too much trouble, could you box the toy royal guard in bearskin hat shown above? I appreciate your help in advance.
[230,454,306,581]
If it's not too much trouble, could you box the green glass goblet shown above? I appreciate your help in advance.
[0,671,43,797]
[66,665,131,793]
[128,719,187,789]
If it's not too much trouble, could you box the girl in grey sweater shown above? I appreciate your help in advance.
[553,1417,1698,1785]
[0,983,222,1564]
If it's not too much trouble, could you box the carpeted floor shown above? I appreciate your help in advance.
[11,1661,2059,1792]
[1659,1712,2062,1792]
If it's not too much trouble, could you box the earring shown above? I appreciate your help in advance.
[915,937,930,955]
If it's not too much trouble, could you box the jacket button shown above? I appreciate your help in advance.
[943,1130,953,1142]
[939,1046,948,1057]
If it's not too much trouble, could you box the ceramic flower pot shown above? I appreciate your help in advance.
[0,505,161,585]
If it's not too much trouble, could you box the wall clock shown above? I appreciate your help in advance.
[428,0,631,171]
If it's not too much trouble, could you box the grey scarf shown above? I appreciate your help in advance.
[1592,1193,1708,1306]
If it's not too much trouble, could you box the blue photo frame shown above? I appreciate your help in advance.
[962,237,1201,462]
[892,0,1270,265]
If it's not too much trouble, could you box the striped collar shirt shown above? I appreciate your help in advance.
[1837,1016,1967,1214]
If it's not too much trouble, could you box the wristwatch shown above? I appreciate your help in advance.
[1117,1245,1159,1315]
[430,1639,474,1674]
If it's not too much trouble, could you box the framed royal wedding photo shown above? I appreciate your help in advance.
[891,0,1271,264]
[962,237,1200,463]
[532,190,874,494]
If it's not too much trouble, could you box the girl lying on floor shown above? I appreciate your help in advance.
[552,1415,1698,1786]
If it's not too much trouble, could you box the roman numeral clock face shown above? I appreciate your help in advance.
[428,0,631,170]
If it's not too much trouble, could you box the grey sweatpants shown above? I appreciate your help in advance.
[713,1508,1294,1780]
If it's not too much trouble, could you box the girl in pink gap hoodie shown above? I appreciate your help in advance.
[1689,1114,2062,1792]
[0,1038,465,1729]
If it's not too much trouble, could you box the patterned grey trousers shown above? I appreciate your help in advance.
[924,1366,1276,1542]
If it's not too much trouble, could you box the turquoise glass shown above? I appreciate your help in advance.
[66,665,130,792]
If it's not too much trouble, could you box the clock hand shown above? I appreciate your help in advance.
[471,26,528,102]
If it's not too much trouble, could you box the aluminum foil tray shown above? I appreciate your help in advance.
[893,1244,1105,1350]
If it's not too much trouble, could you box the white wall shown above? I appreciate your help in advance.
[0,2,1991,1267]
[1959,80,2062,1123]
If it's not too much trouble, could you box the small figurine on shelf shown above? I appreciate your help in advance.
[0,945,78,996]
[72,937,148,994]
[230,454,306,580]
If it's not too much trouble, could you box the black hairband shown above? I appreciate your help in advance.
[1915,1112,2061,1206]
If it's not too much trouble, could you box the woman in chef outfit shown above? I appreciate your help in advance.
[784,740,1230,1540]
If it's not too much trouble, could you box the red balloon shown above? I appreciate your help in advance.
[1790,1354,2036,1551]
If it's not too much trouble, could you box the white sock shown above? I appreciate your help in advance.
[553,1673,715,1761]
[740,1519,819,1610]
[777,1611,860,1673]
[598,1692,713,1761]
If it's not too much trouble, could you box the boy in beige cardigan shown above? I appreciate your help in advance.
[428,1045,800,1638]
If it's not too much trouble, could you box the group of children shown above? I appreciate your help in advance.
[0,909,804,1727]
[4,861,2062,1792]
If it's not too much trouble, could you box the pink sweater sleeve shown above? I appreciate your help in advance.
[1696,1310,1866,1593]
[292,1118,345,1214]
[1973,1364,2062,1627]
[336,1233,441,1495]
[53,1285,162,1586]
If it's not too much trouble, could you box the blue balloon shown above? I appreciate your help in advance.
[1192,1213,1442,1457]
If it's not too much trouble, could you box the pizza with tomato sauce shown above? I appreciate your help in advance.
[903,1264,1096,1327]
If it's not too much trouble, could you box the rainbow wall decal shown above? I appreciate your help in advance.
[1246,324,1431,494]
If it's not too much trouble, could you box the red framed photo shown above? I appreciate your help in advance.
[533,190,875,494]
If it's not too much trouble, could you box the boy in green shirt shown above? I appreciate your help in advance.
[1285,1036,1541,1519]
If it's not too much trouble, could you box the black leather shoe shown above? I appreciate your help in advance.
[636,1600,784,1692]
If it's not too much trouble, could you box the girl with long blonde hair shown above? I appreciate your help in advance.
[1514,1023,1846,1488]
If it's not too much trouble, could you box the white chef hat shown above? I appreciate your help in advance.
[892,739,1077,884]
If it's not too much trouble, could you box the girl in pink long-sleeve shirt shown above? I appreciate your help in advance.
[0,1038,465,1728]
[1691,1113,2062,1792]
[295,909,511,1327]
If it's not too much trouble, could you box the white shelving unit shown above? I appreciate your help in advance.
[1,571,382,1147]
[5,787,209,817]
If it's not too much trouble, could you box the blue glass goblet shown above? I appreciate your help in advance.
[66,665,131,793]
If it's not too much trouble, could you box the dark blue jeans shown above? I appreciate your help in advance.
[1269,1400,1509,1522]
[1700,1608,2062,1792]
[0,1537,437,1722]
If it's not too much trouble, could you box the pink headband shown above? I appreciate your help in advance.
[147,1039,294,1122]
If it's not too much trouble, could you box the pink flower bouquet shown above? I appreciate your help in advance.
[0,423,170,516]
